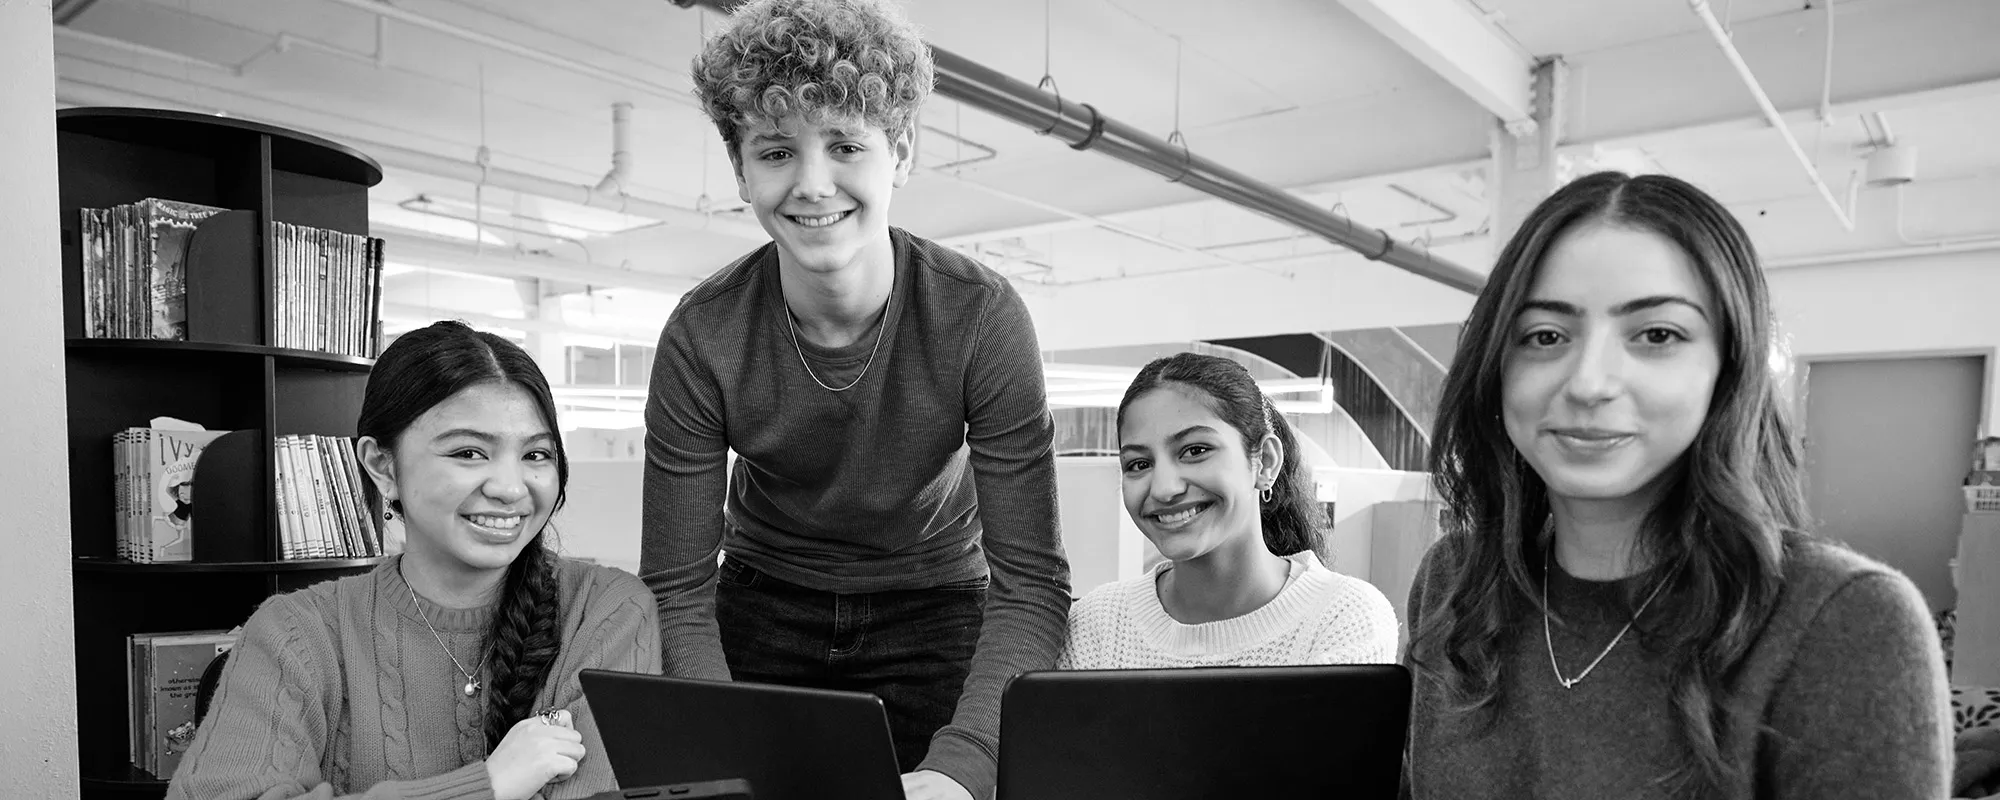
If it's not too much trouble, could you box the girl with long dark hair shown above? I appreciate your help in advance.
[169,321,660,800]
[1403,172,1950,798]
[1060,352,1399,669]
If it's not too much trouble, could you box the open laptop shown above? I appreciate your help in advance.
[579,669,905,800]
[996,664,1412,800]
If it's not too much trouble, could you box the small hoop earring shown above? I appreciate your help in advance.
[1259,486,1273,503]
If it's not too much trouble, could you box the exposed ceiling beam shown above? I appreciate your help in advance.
[1334,0,1537,134]
[380,231,705,295]
[51,75,768,242]
[52,0,104,27]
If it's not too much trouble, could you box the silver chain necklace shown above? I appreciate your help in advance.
[783,303,887,393]
[1542,544,1670,690]
[407,579,492,697]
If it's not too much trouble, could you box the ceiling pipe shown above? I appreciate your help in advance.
[53,79,769,242]
[594,102,635,195]
[1687,0,1856,232]
[1763,236,2000,269]
[313,0,698,108]
[54,26,236,73]
[667,0,1485,294]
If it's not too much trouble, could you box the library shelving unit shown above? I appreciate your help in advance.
[57,107,389,798]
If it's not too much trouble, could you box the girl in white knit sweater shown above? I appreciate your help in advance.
[1059,353,1401,670]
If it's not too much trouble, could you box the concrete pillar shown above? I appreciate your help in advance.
[0,3,83,796]
[1489,58,1569,250]
[525,279,569,382]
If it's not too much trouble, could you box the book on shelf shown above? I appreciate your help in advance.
[276,434,384,560]
[271,221,383,358]
[78,198,227,341]
[128,628,239,780]
[114,418,232,564]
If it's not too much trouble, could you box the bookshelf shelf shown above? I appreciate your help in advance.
[80,765,168,790]
[66,339,375,372]
[75,556,392,574]
[58,106,386,799]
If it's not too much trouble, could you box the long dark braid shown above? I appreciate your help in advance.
[483,537,564,750]
[354,319,573,752]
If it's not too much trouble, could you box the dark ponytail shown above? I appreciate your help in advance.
[356,320,569,751]
[1117,352,1327,558]
[1257,393,1323,557]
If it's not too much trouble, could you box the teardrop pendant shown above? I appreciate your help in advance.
[463,678,480,697]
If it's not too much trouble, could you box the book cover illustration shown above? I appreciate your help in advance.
[142,198,227,341]
[115,418,232,563]
[128,629,238,778]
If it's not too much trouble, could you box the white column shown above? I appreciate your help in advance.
[1489,58,1569,250]
[0,2,82,796]
[526,279,569,381]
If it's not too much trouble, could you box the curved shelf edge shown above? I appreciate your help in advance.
[57,106,384,187]
[66,339,374,372]
[74,556,393,574]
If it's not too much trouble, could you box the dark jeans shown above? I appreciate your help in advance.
[715,555,987,773]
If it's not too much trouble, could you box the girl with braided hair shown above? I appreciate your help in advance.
[168,320,660,800]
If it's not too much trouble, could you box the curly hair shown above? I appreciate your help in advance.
[691,0,934,156]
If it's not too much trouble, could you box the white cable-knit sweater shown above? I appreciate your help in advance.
[1058,550,1401,669]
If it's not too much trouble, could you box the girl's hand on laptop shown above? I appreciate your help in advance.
[486,712,586,800]
[900,770,973,800]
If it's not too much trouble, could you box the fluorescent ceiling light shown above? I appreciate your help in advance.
[407,194,663,239]
[372,206,507,245]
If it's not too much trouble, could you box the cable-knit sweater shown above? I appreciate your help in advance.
[1058,550,1402,669]
[166,556,661,800]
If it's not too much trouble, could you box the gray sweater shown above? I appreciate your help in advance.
[1404,535,1951,799]
[166,557,661,800]
[639,227,1072,797]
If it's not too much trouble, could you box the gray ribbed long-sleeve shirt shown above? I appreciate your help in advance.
[1404,535,1951,799]
[166,557,660,800]
[639,227,1072,797]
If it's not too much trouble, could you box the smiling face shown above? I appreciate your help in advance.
[1118,384,1281,565]
[362,381,560,579]
[1502,221,1723,512]
[735,114,913,278]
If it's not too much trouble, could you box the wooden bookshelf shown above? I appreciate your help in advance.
[57,107,386,797]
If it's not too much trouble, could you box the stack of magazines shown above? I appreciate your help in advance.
[271,222,383,358]
[275,434,385,560]
[78,198,227,341]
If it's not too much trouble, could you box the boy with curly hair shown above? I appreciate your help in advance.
[640,1,1071,798]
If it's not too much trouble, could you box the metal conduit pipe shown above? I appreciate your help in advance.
[1687,0,1855,232]
[668,0,1486,294]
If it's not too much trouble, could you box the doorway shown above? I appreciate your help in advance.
[1802,354,1987,612]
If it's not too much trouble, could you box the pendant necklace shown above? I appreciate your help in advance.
[407,580,492,697]
[1542,544,1670,690]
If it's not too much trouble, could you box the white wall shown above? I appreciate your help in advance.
[1,2,81,794]
[553,460,646,576]
[1768,248,2000,431]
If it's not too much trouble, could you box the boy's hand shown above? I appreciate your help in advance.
[900,770,974,800]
